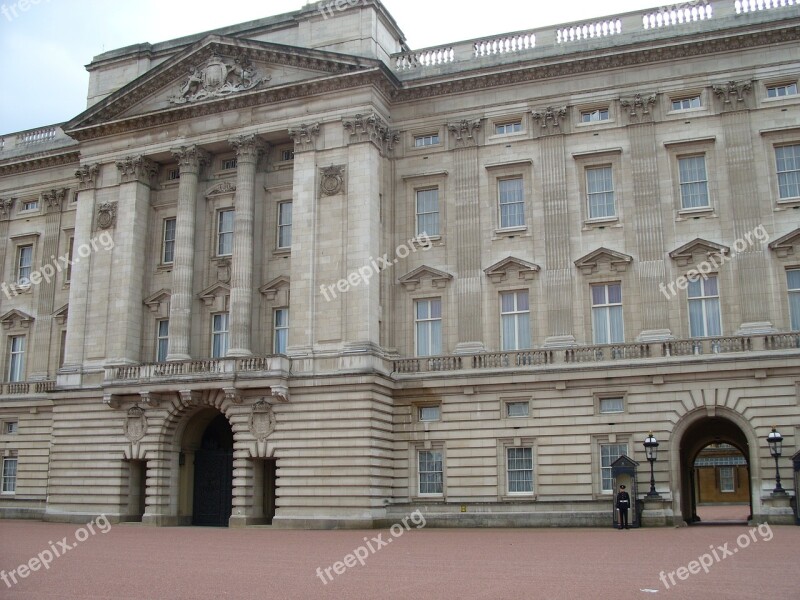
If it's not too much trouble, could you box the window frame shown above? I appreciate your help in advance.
[211,312,230,358]
[418,405,441,422]
[677,154,711,210]
[497,176,526,230]
[162,217,177,265]
[2,456,17,494]
[599,441,629,495]
[596,394,626,415]
[500,290,531,351]
[670,95,702,111]
[505,401,530,418]
[766,82,798,99]
[415,187,440,237]
[413,133,441,148]
[414,297,443,357]
[417,449,444,497]
[494,121,523,135]
[4,421,18,435]
[788,268,800,332]
[775,144,800,202]
[580,108,610,123]
[156,319,169,362]
[7,335,26,383]
[687,274,722,338]
[216,209,234,257]
[273,308,289,355]
[277,201,293,250]
[506,446,534,495]
[719,466,736,493]
[16,244,34,285]
[585,165,616,220]
[591,283,624,345]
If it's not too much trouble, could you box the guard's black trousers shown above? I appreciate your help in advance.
[619,508,629,528]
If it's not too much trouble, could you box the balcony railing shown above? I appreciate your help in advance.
[1,380,56,395]
[392,333,800,374]
[105,356,287,383]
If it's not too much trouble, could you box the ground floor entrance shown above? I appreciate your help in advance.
[189,413,234,527]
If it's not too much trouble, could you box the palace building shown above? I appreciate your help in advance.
[0,0,799,528]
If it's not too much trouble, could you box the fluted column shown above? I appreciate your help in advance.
[167,146,209,361]
[227,135,266,357]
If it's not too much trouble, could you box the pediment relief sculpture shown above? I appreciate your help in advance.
[169,53,269,105]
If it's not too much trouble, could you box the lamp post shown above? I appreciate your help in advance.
[643,432,659,497]
[767,427,784,494]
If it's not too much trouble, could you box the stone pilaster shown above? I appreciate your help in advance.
[226,135,266,358]
[167,146,209,361]
[0,198,14,308]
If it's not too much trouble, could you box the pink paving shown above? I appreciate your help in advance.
[0,520,798,600]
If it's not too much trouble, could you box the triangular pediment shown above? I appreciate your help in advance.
[574,247,633,275]
[144,289,171,312]
[398,265,453,291]
[769,228,800,258]
[669,238,729,266]
[484,257,540,283]
[53,303,69,325]
[198,281,230,306]
[1,309,34,329]
[65,36,382,136]
[259,276,290,301]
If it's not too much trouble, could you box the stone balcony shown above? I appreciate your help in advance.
[0,380,56,398]
[104,355,290,386]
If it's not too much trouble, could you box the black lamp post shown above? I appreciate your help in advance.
[767,427,784,494]
[643,432,659,497]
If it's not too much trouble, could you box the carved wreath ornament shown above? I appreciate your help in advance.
[320,165,345,196]
[96,202,117,230]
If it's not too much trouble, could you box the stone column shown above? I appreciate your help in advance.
[167,146,209,361]
[61,164,100,375]
[227,135,266,358]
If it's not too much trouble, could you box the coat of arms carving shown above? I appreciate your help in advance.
[169,53,269,105]
[123,406,147,442]
[248,399,276,441]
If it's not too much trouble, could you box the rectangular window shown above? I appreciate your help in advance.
[273,308,289,354]
[156,320,169,362]
[506,401,529,418]
[495,121,522,135]
[17,245,33,284]
[600,443,628,493]
[414,134,439,148]
[419,405,440,422]
[277,202,292,249]
[767,83,798,98]
[222,158,238,170]
[507,447,533,494]
[281,149,295,161]
[688,276,721,337]
[167,169,181,181]
[217,210,234,256]
[4,421,18,434]
[415,189,440,236]
[776,145,800,200]
[581,108,609,122]
[586,166,615,219]
[59,330,67,368]
[8,336,25,382]
[22,200,38,211]
[2,457,17,493]
[162,218,176,264]
[678,155,710,208]
[415,299,442,357]
[591,284,624,344]
[671,96,701,111]
[418,450,443,495]
[498,177,525,229]
[719,466,735,493]
[65,237,75,283]
[500,291,531,350]
[211,313,229,358]
[789,269,800,331]
[599,397,624,414]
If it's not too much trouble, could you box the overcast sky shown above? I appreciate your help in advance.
[0,0,660,134]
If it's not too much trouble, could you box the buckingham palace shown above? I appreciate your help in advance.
[0,0,799,528]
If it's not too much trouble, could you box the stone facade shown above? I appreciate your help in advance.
[1,0,799,528]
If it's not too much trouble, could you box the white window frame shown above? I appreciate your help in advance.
[273,308,289,354]
[414,298,442,357]
[4,421,18,435]
[2,457,17,494]
[600,442,628,494]
[671,96,701,111]
[788,269,800,332]
[678,155,710,209]
[775,144,800,201]
[415,188,440,237]
[581,108,609,123]
[211,313,229,358]
[498,177,525,229]
[8,336,26,383]
[418,405,441,422]
[719,466,735,493]
[500,291,531,351]
[767,82,797,98]
[217,209,234,257]
[277,201,292,249]
[586,165,616,219]
[65,237,75,283]
[495,121,522,135]
[21,200,38,212]
[16,245,33,285]
[688,275,722,338]
[156,319,169,362]
[591,283,624,345]
[506,447,534,495]
[599,397,625,414]
[414,134,440,148]
[162,217,176,265]
[506,401,530,418]
[418,449,444,496]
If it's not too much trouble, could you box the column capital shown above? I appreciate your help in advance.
[531,107,568,136]
[75,163,101,190]
[228,134,268,162]
[170,145,210,175]
[342,112,399,155]
[288,122,320,153]
[0,198,15,220]
[447,118,483,147]
[42,188,68,213]
[116,155,158,184]
[619,93,657,124]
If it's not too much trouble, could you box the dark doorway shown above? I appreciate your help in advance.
[192,414,234,527]
[263,459,277,524]
[126,460,147,522]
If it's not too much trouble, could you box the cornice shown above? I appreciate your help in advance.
[0,151,80,177]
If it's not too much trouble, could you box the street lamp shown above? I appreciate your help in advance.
[643,432,660,497]
[767,427,784,494]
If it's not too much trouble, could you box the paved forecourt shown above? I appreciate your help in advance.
[0,520,798,599]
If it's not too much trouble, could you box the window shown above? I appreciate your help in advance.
[500,291,531,350]
[767,83,797,98]
[599,397,624,414]
[222,158,238,170]
[22,200,38,211]
[414,134,439,148]
[2,457,17,493]
[156,320,169,362]
[277,202,292,249]
[273,308,289,354]
[8,336,25,382]
[59,330,67,368]
[586,166,615,219]
[415,189,440,237]
[17,245,33,284]
[688,275,721,337]
[506,401,529,418]
[167,168,180,181]
[507,447,533,494]
[65,237,75,282]
[162,218,176,264]
[4,421,18,434]
[217,210,234,256]
[671,96,701,110]
[789,269,800,331]
[418,405,440,422]
[495,121,522,135]
[581,108,609,123]
[591,284,624,344]
[498,177,525,229]
[775,145,800,200]
[415,298,442,357]
[678,155,710,208]
[600,443,628,493]
[418,450,443,495]
[211,313,229,358]
[281,149,295,161]
[719,466,735,493]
